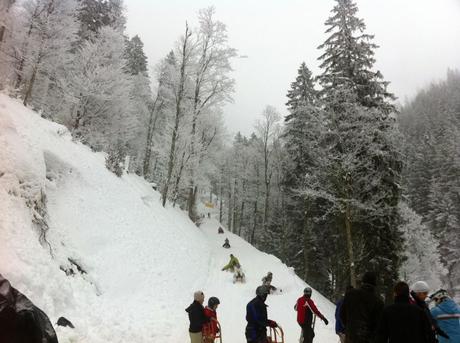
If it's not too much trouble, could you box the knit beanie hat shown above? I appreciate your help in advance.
[362,272,377,286]
[411,281,430,293]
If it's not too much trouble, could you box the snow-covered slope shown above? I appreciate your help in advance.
[0,94,336,342]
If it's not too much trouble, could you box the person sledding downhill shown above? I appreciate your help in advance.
[295,287,329,343]
[222,238,231,249]
[233,265,246,283]
[203,297,221,343]
[262,272,280,293]
[245,286,279,343]
[221,254,240,272]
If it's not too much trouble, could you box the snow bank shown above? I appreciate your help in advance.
[0,94,336,342]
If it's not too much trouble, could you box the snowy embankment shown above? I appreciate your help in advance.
[0,94,336,342]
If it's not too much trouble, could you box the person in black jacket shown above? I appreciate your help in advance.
[186,290,210,343]
[340,272,384,343]
[245,286,277,343]
[376,281,432,343]
[0,274,58,343]
[410,281,449,343]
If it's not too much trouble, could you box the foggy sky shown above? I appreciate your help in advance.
[125,0,460,135]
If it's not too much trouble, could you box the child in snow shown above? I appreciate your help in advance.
[233,266,246,283]
[203,297,220,343]
[222,238,230,249]
[430,289,460,343]
[262,272,278,293]
[221,254,240,272]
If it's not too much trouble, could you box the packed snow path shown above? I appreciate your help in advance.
[199,219,337,342]
[0,94,336,342]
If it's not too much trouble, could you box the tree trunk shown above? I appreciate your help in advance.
[238,200,245,236]
[219,185,223,224]
[143,98,162,176]
[14,2,40,90]
[232,179,238,233]
[172,150,187,207]
[345,202,357,287]
[23,63,38,106]
[227,187,232,230]
[161,24,191,207]
[303,199,310,281]
[250,200,258,245]
[0,26,5,45]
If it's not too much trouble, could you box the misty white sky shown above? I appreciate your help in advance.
[125,0,460,135]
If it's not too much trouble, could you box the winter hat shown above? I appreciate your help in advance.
[411,281,430,293]
[208,297,220,308]
[362,272,377,286]
[430,289,449,305]
[256,285,269,297]
[194,290,205,302]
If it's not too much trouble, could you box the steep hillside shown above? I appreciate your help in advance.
[0,94,336,342]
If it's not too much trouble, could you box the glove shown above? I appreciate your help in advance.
[268,320,278,328]
[323,318,329,326]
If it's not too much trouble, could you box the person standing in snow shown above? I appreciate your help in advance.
[295,287,329,343]
[203,297,220,343]
[186,291,210,343]
[430,289,460,343]
[411,281,449,343]
[376,281,432,343]
[340,272,384,343]
[245,286,278,343]
[335,286,353,343]
[221,254,240,272]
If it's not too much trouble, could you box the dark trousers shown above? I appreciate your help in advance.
[301,324,315,343]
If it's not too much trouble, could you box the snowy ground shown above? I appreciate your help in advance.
[0,94,337,342]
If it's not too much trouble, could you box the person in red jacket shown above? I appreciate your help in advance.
[203,297,220,343]
[295,287,329,343]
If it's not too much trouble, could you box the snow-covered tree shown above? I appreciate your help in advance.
[255,105,281,240]
[0,0,17,88]
[123,34,152,174]
[186,6,237,222]
[11,0,79,107]
[161,22,195,207]
[399,202,445,290]
[318,0,395,114]
[400,69,460,299]
[77,0,125,42]
[67,26,132,151]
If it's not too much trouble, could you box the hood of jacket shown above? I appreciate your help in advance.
[186,301,202,313]
[437,298,460,315]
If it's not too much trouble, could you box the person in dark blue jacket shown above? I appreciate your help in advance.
[245,286,277,343]
[335,286,353,343]
[430,290,460,343]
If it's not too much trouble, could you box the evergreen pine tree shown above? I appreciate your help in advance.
[318,0,395,114]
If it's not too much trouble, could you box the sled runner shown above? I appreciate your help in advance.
[215,320,222,343]
[268,325,284,343]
